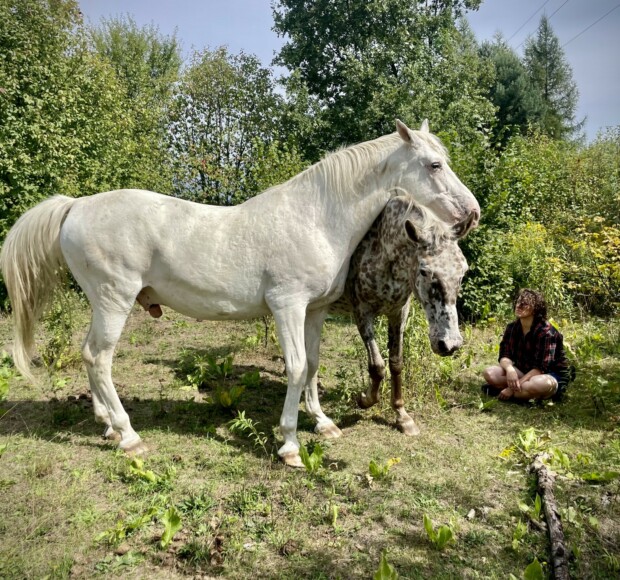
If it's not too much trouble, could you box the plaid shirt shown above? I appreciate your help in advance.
[499,319,568,374]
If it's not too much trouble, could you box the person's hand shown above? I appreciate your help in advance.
[506,368,520,391]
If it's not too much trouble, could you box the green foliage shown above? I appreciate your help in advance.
[299,441,324,475]
[159,506,182,549]
[524,16,582,139]
[96,507,158,547]
[478,398,498,412]
[167,47,295,204]
[523,557,544,580]
[121,457,176,493]
[228,410,270,457]
[90,15,181,193]
[512,519,528,551]
[368,457,401,481]
[212,384,245,410]
[519,493,542,521]
[0,351,14,402]
[0,0,137,240]
[179,351,234,389]
[479,34,544,145]
[462,127,620,320]
[581,471,620,484]
[423,514,454,550]
[374,551,399,580]
[128,458,158,484]
[41,289,83,372]
[273,0,492,154]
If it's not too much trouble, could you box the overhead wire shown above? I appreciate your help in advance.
[548,0,571,21]
[507,0,552,42]
[562,2,620,47]
[516,0,571,49]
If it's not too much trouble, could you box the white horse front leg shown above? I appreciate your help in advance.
[303,309,342,439]
[271,305,310,467]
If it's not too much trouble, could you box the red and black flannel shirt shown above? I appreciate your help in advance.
[499,319,568,374]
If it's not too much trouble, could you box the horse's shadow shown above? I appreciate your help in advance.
[0,359,365,465]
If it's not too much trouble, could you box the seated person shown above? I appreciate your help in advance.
[483,289,570,401]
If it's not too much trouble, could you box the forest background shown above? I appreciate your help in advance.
[0,0,618,321]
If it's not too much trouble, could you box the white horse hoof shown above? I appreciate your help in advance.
[121,439,148,456]
[316,422,343,439]
[280,451,304,468]
[398,417,420,436]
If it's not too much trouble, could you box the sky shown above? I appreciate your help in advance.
[78,0,620,141]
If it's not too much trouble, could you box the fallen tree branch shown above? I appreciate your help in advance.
[530,453,570,580]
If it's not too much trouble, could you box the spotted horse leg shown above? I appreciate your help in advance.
[387,300,420,436]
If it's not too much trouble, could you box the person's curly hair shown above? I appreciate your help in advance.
[514,288,547,321]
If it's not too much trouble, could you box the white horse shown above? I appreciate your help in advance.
[0,120,479,466]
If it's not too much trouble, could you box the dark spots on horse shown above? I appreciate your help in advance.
[429,280,447,305]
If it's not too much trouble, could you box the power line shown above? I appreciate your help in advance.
[515,0,571,50]
[507,0,552,42]
[548,0,571,21]
[562,2,620,47]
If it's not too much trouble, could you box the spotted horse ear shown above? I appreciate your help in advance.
[404,219,422,244]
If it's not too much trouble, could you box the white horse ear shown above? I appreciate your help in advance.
[396,119,413,144]
[420,119,430,132]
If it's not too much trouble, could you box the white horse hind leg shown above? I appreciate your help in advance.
[303,309,342,439]
[82,308,145,454]
[81,326,119,441]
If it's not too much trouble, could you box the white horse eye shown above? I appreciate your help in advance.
[430,162,442,170]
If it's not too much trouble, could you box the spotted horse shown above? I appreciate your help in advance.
[330,196,470,436]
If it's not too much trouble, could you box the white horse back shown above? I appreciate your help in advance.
[60,189,354,320]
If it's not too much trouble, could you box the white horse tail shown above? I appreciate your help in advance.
[0,195,76,382]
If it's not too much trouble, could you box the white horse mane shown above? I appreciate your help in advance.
[266,129,449,202]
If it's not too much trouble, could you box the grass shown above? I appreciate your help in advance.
[0,303,618,579]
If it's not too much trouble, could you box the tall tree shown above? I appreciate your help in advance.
[480,35,545,145]
[272,0,491,156]
[90,16,182,192]
[524,15,583,139]
[0,0,133,239]
[167,48,304,204]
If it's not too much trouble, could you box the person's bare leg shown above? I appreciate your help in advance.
[483,365,524,400]
[513,374,558,400]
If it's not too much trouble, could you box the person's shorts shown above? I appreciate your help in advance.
[550,366,575,401]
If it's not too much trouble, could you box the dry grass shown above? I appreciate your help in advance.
[0,303,618,579]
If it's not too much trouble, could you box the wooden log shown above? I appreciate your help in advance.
[530,453,570,580]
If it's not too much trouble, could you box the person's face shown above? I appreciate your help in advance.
[515,296,534,318]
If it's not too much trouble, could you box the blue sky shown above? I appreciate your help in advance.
[78,0,620,141]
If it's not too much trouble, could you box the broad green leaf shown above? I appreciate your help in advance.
[534,494,542,518]
[436,526,454,549]
[423,514,436,542]
[523,557,544,580]
[373,551,398,580]
[160,507,182,548]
